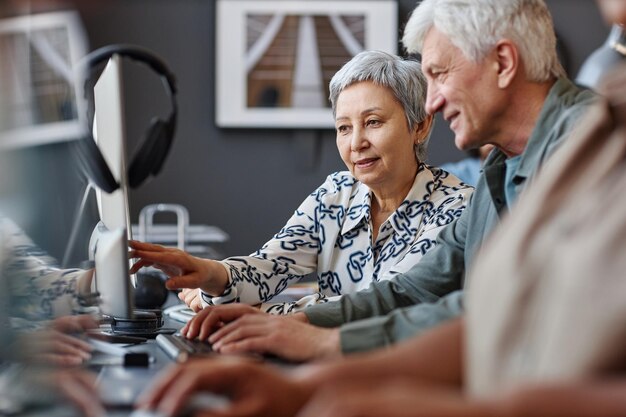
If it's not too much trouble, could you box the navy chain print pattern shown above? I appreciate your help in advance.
[203,165,473,314]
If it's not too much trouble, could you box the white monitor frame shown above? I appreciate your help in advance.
[94,55,132,235]
[91,55,135,319]
[94,226,133,319]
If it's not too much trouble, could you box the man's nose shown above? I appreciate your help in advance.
[425,87,445,115]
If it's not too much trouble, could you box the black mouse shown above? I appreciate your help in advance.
[134,271,169,309]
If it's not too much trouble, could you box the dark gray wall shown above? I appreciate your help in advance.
[4,0,610,262]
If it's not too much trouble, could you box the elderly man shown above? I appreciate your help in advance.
[178,0,595,362]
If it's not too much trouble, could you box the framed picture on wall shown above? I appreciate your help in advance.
[215,0,398,128]
[0,11,88,149]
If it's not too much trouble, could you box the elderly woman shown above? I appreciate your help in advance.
[130,50,472,315]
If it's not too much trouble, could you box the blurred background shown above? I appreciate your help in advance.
[0,0,610,267]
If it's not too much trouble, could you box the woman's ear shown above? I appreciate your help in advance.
[415,114,434,144]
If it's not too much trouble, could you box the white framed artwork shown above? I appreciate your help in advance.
[215,0,398,128]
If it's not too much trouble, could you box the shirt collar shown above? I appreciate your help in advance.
[512,78,590,181]
[341,178,372,235]
[340,164,435,236]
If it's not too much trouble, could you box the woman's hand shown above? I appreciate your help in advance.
[129,240,229,296]
[178,288,204,312]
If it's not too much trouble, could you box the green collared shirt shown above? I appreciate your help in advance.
[303,78,596,353]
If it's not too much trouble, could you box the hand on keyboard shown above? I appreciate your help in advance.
[156,333,213,363]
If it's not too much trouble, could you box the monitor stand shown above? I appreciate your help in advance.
[110,309,176,338]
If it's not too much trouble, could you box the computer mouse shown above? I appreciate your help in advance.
[134,271,169,309]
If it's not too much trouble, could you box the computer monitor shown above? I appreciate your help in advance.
[91,54,134,319]
[93,54,131,233]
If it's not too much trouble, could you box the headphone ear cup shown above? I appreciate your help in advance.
[127,117,173,188]
[71,136,119,193]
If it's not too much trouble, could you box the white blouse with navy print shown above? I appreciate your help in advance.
[201,164,473,314]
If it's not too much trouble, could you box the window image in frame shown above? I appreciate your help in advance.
[216,0,398,128]
[0,11,88,149]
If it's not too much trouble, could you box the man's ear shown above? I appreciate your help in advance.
[495,39,519,89]
[415,114,434,144]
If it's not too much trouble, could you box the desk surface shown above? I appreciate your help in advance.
[11,311,180,417]
[14,302,294,417]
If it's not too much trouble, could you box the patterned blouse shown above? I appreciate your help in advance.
[0,217,83,320]
[201,164,473,314]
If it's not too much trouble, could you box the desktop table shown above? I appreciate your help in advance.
[5,302,183,417]
[14,297,297,416]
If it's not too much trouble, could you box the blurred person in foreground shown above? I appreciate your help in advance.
[136,1,626,416]
[130,51,472,316]
[0,3,103,415]
[0,216,103,416]
[161,0,595,363]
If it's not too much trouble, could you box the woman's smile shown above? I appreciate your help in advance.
[355,157,380,170]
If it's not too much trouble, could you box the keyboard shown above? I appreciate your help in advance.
[156,333,213,363]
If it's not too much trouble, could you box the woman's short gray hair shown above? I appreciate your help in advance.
[402,0,565,82]
[329,50,431,161]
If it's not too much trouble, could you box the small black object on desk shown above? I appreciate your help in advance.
[110,309,176,338]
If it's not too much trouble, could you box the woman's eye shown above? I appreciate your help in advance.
[367,119,381,127]
[336,125,349,133]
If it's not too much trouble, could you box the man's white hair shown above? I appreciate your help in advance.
[402,0,566,82]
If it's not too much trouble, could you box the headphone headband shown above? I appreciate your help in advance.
[73,44,178,192]
[79,44,177,95]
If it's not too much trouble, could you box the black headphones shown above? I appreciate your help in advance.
[72,44,178,193]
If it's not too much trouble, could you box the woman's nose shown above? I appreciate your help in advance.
[350,127,367,151]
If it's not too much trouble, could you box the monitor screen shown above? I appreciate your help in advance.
[92,54,134,319]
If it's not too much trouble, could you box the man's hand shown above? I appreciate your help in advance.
[181,304,264,340]
[129,240,228,295]
[136,358,313,417]
[297,378,483,417]
[179,304,336,362]
[208,314,341,362]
